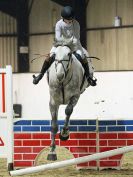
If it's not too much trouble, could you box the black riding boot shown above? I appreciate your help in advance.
[74,53,97,86]
[33,55,55,85]
[83,60,97,86]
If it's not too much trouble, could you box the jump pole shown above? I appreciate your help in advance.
[10,145,133,176]
[6,66,14,171]
[0,66,14,171]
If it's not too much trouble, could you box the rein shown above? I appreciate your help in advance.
[54,53,72,79]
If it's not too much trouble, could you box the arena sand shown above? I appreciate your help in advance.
[0,147,133,177]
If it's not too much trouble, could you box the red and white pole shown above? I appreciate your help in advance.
[2,73,5,113]
[0,66,14,171]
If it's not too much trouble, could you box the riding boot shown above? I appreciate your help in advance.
[33,55,55,85]
[74,53,97,86]
[82,60,97,86]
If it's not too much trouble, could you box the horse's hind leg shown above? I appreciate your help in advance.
[59,96,79,141]
[47,102,59,161]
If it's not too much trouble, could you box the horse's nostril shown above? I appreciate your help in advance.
[57,73,64,81]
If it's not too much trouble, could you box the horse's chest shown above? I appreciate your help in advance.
[50,85,78,104]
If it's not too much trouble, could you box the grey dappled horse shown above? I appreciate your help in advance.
[47,44,90,160]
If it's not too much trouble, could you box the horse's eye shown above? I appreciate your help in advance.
[68,53,72,57]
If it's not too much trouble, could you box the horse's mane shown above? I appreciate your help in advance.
[53,37,77,51]
[54,41,71,49]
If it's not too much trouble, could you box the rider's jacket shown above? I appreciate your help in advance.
[55,19,80,42]
[55,19,84,58]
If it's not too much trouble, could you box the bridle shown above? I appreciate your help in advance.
[54,46,73,103]
[54,46,72,79]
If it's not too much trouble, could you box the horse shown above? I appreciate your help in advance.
[47,43,92,160]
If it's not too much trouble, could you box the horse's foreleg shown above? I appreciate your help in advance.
[65,96,79,128]
[60,96,79,141]
[47,101,59,161]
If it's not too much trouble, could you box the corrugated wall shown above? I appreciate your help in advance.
[87,0,133,71]
[29,0,62,72]
[0,11,17,72]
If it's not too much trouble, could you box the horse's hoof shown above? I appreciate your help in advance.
[59,132,69,141]
[47,153,57,161]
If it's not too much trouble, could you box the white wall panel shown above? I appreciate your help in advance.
[12,72,133,119]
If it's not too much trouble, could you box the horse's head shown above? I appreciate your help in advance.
[54,45,72,83]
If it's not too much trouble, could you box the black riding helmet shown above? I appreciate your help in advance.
[61,6,74,20]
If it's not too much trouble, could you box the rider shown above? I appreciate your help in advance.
[33,6,97,86]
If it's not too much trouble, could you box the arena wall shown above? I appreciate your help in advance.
[12,72,133,119]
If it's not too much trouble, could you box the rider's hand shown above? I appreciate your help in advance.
[72,38,78,45]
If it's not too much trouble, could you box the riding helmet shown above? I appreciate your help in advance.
[61,6,74,20]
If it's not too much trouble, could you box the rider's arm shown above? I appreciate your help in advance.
[73,20,80,41]
[55,21,62,41]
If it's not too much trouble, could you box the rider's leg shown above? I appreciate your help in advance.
[33,55,55,84]
[74,52,97,86]
[82,48,94,78]
[33,47,56,85]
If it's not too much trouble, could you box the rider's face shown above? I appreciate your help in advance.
[64,19,73,24]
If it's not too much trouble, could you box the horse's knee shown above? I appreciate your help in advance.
[65,105,73,117]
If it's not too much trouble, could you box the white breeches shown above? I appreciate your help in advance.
[50,45,86,59]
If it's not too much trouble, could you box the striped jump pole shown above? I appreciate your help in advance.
[0,66,14,171]
[10,145,133,176]
[1,72,5,113]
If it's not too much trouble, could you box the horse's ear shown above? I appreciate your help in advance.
[52,53,56,58]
